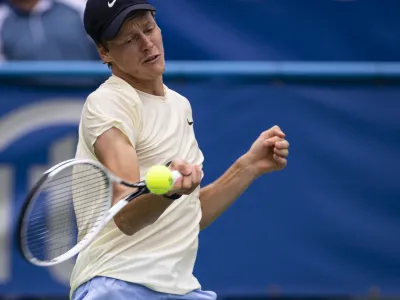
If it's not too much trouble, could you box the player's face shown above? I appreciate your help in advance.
[102,12,165,80]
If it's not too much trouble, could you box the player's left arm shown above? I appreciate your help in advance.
[199,125,289,230]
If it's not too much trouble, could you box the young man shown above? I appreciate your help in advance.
[70,0,290,299]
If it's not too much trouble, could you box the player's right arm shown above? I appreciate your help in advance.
[82,91,201,236]
[94,127,201,236]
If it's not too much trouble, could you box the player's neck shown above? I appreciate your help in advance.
[114,71,165,97]
[133,78,165,97]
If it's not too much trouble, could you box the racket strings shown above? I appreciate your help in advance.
[26,214,100,253]
[25,191,109,239]
[27,181,108,223]
[25,188,108,230]
[23,163,111,262]
[24,189,108,235]
[41,171,108,200]
[41,167,101,188]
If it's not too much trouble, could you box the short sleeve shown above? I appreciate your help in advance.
[81,89,141,153]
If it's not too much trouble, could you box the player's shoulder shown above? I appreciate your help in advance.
[86,75,143,106]
[166,86,192,108]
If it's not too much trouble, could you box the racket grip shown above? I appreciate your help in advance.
[171,170,182,185]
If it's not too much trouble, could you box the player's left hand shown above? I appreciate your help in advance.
[242,125,289,176]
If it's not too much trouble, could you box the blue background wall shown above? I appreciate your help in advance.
[152,0,400,62]
[0,74,399,298]
[0,0,399,298]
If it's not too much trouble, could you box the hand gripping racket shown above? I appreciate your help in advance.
[17,158,181,267]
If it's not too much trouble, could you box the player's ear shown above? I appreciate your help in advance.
[97,42,112,65]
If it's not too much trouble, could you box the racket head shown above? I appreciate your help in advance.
[18,159,113,266]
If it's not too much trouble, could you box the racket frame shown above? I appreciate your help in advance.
[18,158,177,267]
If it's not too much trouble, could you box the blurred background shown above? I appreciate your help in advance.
[0,0,399,299]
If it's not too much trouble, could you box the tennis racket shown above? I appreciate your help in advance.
[18,158,181,267]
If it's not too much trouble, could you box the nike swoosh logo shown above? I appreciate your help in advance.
[187,120,193,125]
[108,0,116,8]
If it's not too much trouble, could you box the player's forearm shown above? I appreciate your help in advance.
[199,156,258,230]
[113,189,174,236]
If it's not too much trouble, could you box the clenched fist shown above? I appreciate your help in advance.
[242,125,289,176]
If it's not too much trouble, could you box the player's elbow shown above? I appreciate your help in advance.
[199,218,211,231]
[114,215,136,236]
[113,212,157,236]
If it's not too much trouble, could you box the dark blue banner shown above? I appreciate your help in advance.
[0,80,399,298]
[152,0,400,62]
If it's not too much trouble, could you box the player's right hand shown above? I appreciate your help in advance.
[167,159,202,195]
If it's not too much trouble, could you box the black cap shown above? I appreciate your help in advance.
[84,0,156,43]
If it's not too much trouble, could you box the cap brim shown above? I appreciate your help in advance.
[102,4,156,41]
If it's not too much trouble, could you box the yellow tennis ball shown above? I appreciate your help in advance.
[145,165,174,195]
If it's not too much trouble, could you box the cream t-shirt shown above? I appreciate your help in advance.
[69,74,204,297]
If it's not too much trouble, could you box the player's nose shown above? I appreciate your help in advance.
[140,34,154,52]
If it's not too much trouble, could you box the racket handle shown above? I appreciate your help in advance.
[105,199,129,224]
[171,170,182,185]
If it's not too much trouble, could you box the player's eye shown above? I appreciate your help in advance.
[145,27,154,34]
[125,35,139,44]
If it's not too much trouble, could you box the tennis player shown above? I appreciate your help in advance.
[70,0,290,299]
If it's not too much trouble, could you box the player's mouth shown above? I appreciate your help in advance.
[143,55,160,64]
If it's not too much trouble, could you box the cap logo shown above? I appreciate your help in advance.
[108,0,116,8]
